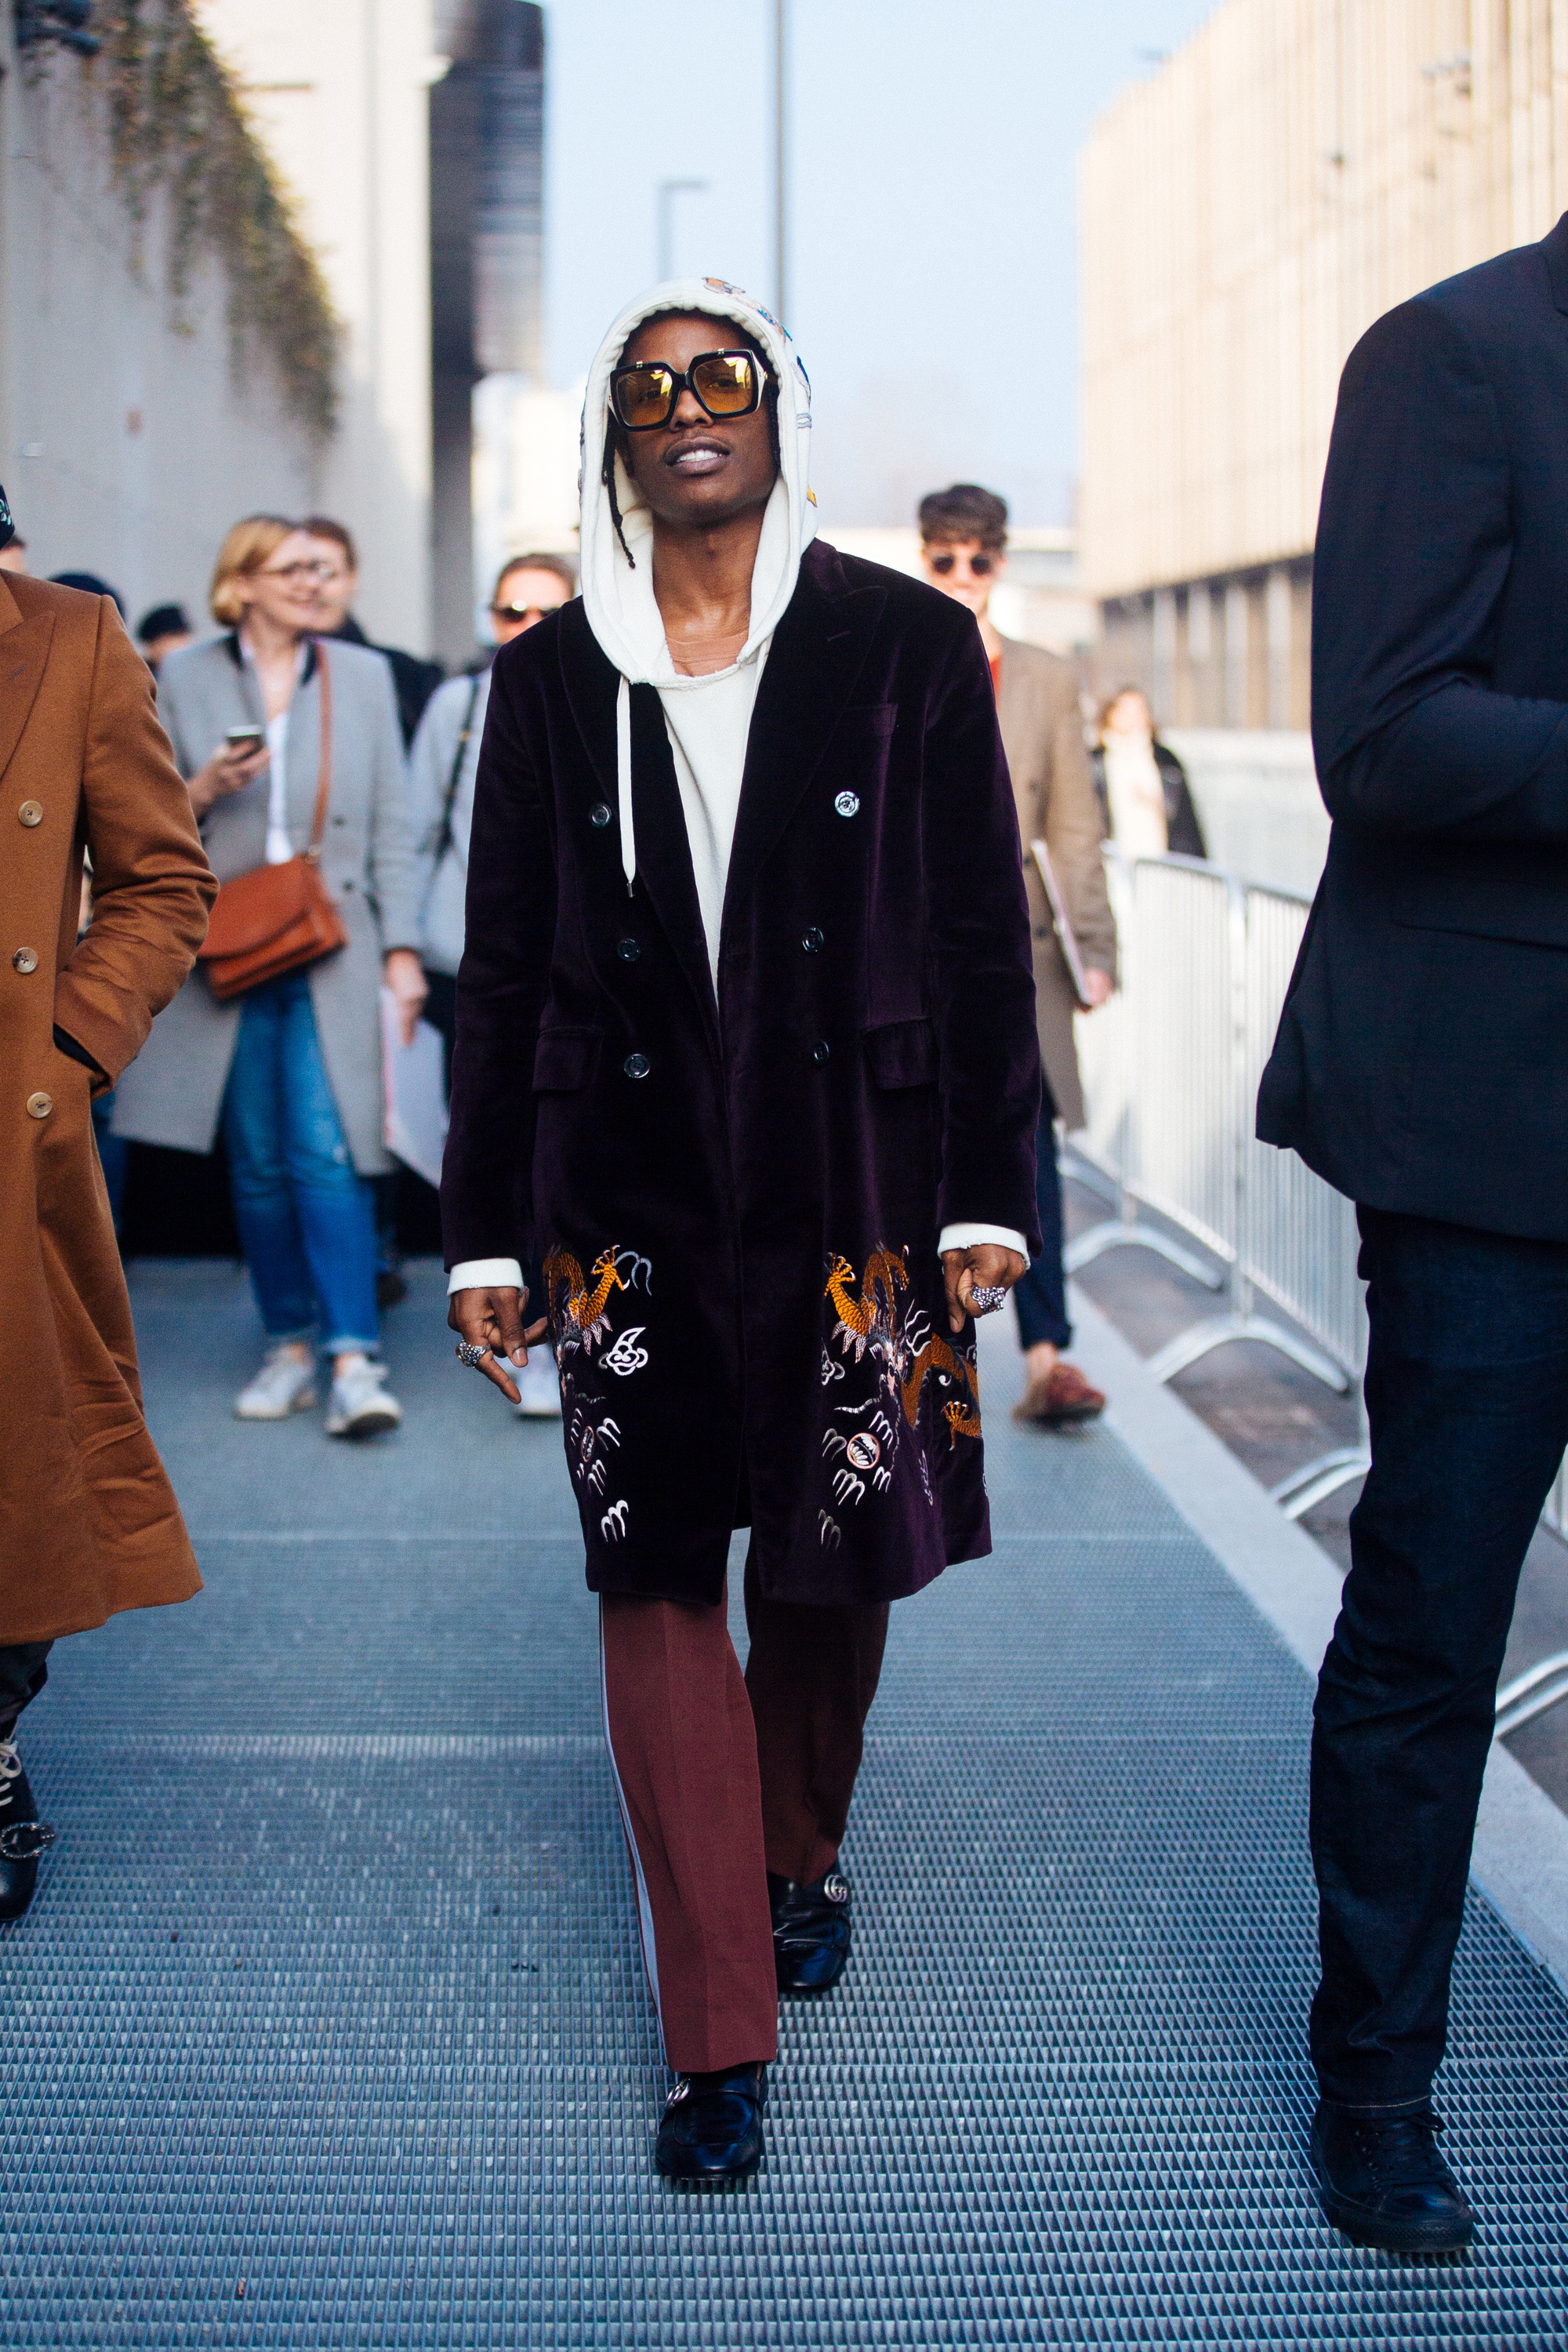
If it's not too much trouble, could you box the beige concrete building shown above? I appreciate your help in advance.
[194,0,441,655]
[0,5,325,626]
[1080,0,1568,729]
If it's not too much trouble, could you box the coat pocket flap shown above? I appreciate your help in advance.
[532,1027,603,1091]
[862,1017,937,1088]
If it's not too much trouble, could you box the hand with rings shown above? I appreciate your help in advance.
[939,1243,1028,1334]
[445,1283,550,1404]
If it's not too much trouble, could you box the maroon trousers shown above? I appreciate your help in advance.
[599,1549,888,2073]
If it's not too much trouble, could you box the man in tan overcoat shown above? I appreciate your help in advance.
[0,487,216,1918]
[920,483,1117,1424]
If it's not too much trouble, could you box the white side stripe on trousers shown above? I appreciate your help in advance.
[597,1599,666,2064]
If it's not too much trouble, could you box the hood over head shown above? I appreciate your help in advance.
[578,277,815,692]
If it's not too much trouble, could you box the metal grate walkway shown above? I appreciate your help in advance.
[2,1259,1566,2347]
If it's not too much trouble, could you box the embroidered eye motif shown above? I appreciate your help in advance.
[834,791,860,818]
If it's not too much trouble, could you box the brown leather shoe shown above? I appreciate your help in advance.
[1012,1361,1106,1427]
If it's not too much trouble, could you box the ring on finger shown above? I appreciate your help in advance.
[455,1340,492,1370]
[970,1284,1007,1314]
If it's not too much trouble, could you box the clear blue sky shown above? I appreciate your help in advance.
[544,0,1218,526]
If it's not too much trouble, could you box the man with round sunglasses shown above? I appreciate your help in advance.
[920,484,1117,1432]
[442,281,1041,2183]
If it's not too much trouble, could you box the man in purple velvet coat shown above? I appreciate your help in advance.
[441,281,1040,2183]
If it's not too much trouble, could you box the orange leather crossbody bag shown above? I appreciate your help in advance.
[198,642,348,1001]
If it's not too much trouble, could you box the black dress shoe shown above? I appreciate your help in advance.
[1310,2100,1475,2252]
[0,1744,56,1923]
[654,2064,767,2184]
[768,1865,851,1994]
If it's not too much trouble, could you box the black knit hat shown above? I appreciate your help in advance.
[0,485,14,553]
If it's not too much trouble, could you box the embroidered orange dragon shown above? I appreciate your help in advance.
[543,1247,625,1351]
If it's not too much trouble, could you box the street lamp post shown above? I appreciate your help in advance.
[774,0,788,325]
[657,179,709,282]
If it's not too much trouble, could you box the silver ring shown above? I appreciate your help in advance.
[455,1340,492,1370]
[970,1284,1007,1314]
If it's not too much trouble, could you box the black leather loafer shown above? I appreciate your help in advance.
[1310,2100,1475,2252]
[0,1745,56,1924]
[768,1866,851,1994]
[654,2063,767,2184]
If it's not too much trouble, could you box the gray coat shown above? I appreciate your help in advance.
[112,633,422,1176]
[407,666,491,977]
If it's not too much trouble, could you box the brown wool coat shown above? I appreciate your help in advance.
[0,575,216,1643]
[994,637,1119,1134]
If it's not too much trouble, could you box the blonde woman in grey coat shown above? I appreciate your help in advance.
[113,517,426,1437]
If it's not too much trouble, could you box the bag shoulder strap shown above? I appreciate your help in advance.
[430,675,483,869]
[306,639,332,858]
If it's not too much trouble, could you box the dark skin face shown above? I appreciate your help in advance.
[617,311,779,532]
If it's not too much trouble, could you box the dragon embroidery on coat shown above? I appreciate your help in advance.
[818,1247,982,1532]
[544,1247,626,1352]
[547,1243,652,1546]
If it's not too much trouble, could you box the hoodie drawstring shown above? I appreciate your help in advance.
[615,673,636,895]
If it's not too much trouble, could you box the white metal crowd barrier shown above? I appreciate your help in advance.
[1069,853,1568,1730]
[1065,853,1370,1519]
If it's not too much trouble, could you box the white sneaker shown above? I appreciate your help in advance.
[325,1358,403,1439]
[514,1350,561,1419]
[234,1346,318,1421]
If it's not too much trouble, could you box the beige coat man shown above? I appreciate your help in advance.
[994,637,1116,1131]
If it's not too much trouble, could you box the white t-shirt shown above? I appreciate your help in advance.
[1102,735,1169,862]
[236,630,307,865]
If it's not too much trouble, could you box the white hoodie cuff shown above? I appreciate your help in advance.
[447,1258,525,1296]
[938,1223,1031,1261]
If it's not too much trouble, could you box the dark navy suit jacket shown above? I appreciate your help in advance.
[1258,212,1568,1240]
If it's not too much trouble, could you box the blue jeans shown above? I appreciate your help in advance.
[1011,1101,1072,1352]
[1312,1206,1568,2107]
[222,972,379,1355]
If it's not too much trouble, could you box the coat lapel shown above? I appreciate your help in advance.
[720,546,887,940]
[0,579,55,789]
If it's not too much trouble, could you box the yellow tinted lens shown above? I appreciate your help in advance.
[693,354,756,415]
[616,368,673,427]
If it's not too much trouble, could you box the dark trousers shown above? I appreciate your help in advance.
[0,1642,52,1740]
[1011,1099,1072,1352]
[599,1547,889,2073]
[1311,1205,1568,2108]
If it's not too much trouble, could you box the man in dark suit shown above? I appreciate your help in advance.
[1258,214,1568,2253]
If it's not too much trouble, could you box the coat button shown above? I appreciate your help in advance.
[26,1092,52,1119]
[17,801,42,827]
[12,948,38,974]
[590,803,612,829]
[811,1040,830,1065]
[623,1051,650,1080]
[834,791,859,818]
[801,927,824,953]
[617,938,641,962]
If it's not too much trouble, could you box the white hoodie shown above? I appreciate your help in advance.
[577,276,816,984]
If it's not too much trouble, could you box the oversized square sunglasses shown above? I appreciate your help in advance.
[608,350,767,433]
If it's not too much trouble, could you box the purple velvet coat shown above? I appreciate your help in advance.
[441,540,1042,1607]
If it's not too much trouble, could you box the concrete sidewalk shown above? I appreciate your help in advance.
[0,1258,1564,2347]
